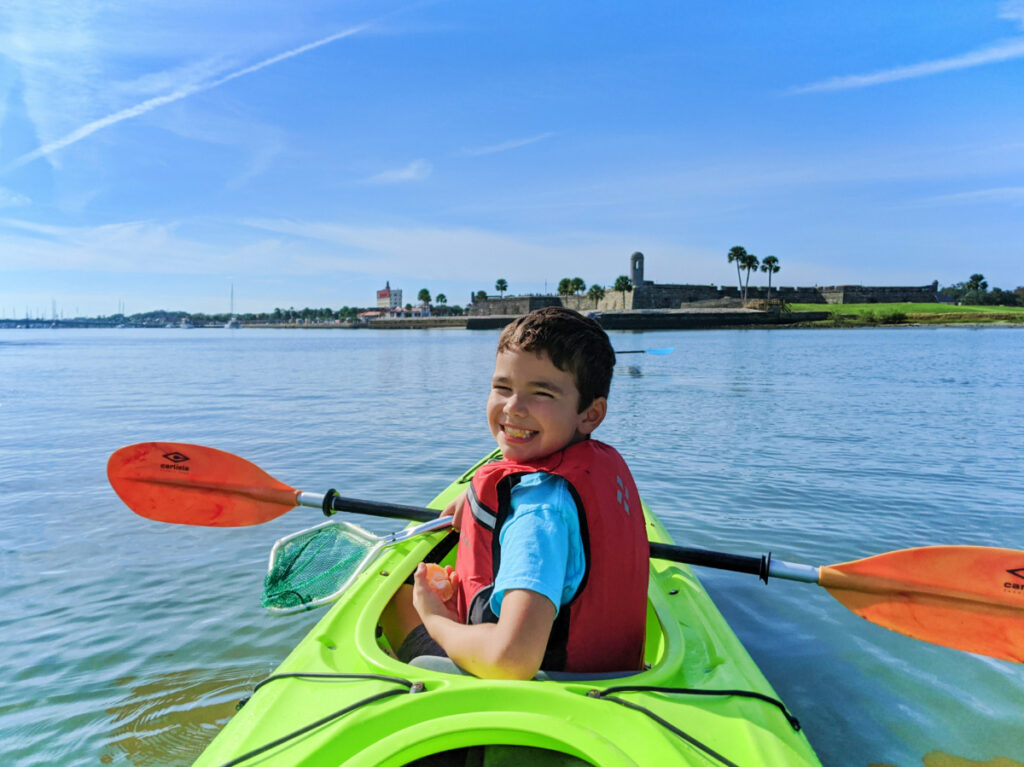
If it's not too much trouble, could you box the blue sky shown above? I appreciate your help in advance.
[2,0,1023,317]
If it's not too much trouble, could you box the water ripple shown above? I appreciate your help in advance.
[1,327,1022,766]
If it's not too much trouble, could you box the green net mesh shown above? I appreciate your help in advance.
[261,522,378,613]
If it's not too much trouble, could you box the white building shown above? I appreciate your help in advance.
[377,281,403,310]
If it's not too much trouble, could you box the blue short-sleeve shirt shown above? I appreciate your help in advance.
[490,472,586,616]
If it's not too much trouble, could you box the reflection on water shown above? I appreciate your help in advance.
[101,668,260,766]
[871,754,1024,767]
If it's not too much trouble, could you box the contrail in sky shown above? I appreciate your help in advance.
[9,24,367,169]
[462,132,556,157]
[791,37,1024,94]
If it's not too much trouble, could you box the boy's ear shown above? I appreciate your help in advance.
[577,397,607,435]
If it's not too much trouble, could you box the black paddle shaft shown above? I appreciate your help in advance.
[649,543,771,583]
[323,490,770,582]
[324,490,437,523]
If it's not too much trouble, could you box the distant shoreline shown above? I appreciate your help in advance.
[7,306,1024,331]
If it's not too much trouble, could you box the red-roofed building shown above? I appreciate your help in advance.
[377,281,403,310]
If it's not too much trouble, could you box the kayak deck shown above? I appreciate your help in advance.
[194,454,821,766]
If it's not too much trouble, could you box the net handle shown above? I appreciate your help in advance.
[263,517,454,615]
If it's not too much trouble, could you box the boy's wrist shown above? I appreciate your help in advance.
[420,612,451,644]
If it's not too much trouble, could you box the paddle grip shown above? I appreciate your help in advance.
[650,542,771,583]
[322,489,437,523]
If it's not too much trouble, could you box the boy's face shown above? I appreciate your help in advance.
[488,346,606,463]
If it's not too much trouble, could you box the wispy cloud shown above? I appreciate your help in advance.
[792,1,1024,94]
[0,188,31,207]
[364,159,433,184]
[461,132,556,157]
[1,213,638,283]
[919,186,1024,206]
[6,24,367,170]
[240,217,641,280]
[792,38,1024,94]
[0,216,301,274]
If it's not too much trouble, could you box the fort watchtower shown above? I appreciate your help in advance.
[630,252,648,287]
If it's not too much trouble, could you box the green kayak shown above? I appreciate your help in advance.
[194,452,822,766]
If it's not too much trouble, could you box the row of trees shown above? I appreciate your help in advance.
[556,277,608,305]
[480,277,635,307]
[726,253,1022,308]
[727,246,781,301]
[98,307,378,326]
[260,302,469,322]
[414,289,466,314]
[941,274,1024,306]
[254,302,469,322]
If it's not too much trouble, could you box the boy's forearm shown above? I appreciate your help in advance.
[421,615,541,680]
[419,589,556,680]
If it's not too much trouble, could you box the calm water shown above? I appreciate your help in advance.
[1,326,1022,767]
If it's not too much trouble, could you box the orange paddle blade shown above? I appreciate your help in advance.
[108,442,300,526]
[819,546,1024,663]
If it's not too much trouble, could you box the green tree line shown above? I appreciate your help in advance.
[105,302,467,326]
[941,274,1024,306]
[474,276,632,307]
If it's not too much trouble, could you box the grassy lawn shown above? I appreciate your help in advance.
[788,302,1024,325]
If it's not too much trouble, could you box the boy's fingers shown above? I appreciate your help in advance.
[439,490,468,526]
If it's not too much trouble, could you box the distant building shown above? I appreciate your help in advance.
[377,281,403,310]
[388,304,430,318]
[468,251,941,315]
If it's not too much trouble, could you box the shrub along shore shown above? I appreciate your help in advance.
[787,302,1024,327]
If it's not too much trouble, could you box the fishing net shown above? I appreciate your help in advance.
[261,516,454,615]
[261,521,381,614]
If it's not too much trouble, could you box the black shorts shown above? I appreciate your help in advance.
[396,624,447,663]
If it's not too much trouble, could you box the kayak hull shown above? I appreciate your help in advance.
[194,452,821,766]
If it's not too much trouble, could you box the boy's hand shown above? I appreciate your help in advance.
[439,489,468,530]
[412,563,461,623]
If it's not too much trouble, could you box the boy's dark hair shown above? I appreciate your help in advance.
[497,307,615,411]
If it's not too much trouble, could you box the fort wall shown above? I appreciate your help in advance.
[466,251,940,314]
[467,281,940,314]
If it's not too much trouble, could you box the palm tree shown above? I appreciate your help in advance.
[613,275,633,309]
[570,277,586,295]
[418,288,431,305]
[587,284,606,307]
[727,246,747,293]
[963,273,988,305]
[557,278,573,296]
[740,253,760,302]
[760,256,780,301]
[495,279,508,298]
[474,290,488,303]
[436,293,447,315]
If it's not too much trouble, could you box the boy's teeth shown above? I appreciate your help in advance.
[505,426,533,438]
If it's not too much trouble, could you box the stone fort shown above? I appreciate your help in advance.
[468,252,940,315]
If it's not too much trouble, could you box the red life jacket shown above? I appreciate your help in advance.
[454,439,649,672]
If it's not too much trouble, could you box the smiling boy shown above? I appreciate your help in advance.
[384,307,649,679]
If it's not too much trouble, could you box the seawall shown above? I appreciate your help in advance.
[367,309,829,330]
